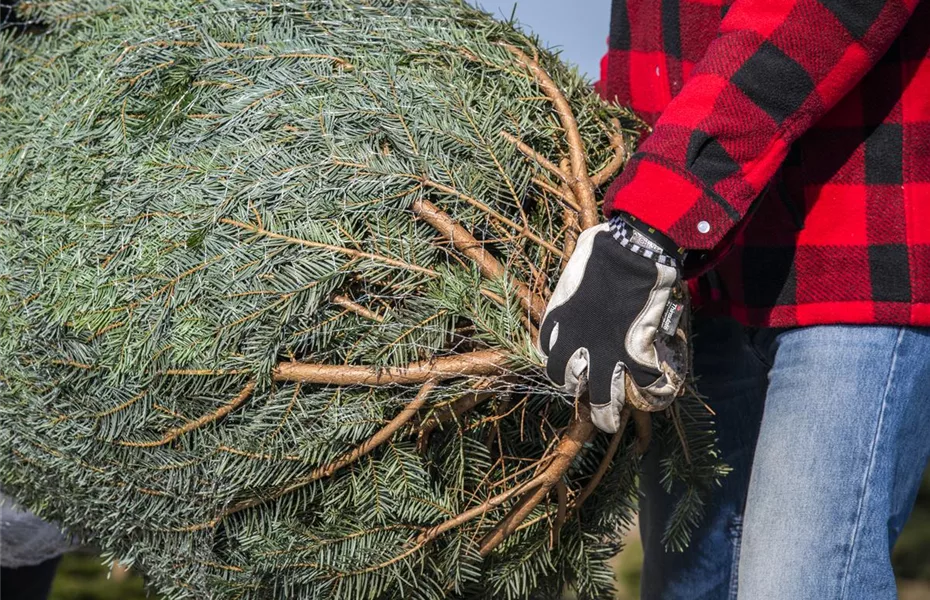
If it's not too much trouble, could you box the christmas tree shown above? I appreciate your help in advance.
[0,1,726,598]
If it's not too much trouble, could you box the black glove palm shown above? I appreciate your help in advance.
[537,217,687,432]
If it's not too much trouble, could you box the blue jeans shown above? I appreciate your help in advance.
[639,316,930,599]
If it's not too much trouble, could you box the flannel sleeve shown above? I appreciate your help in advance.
[602,0,920,251]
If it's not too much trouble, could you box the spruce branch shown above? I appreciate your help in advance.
[499,130,569,186]
[411,197,546,322]
[116,380,256,448]
[331,294,384,323]
[219,217,438,277]
[668,401,692,465]
[420,177,565,259]
[204,379,440,527]
[412,465,549,546]
[93,389,148,419]
[503,44,598,229]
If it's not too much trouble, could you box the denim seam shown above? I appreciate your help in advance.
[727,518,743,600]
[837,327,905,600]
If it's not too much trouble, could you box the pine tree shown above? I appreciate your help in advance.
[0,2,728,598]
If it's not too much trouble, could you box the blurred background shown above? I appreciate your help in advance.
[34,1,930,597]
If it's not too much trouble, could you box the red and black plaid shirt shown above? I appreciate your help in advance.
[597,0,930,327]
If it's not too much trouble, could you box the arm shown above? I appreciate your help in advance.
[603,0,920,253]
[538,0,919,432]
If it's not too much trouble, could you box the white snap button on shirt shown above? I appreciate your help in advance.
[697,220,711,234]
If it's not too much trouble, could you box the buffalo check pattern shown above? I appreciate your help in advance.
[596,0,930,326]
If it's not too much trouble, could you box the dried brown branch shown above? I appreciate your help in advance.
[590,118,627,187]
[573,407,631,511]
[560,159,581,261]
[478,402,596,555]
[332,294,383,322]
[551,479,568,547]
[499,130,569,185]
[272,349,509,386]
[117,381,256,448]
[632,409,652,456]
[411,197,546,322]
[503,44,598,229]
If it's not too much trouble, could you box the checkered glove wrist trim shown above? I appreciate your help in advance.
[608,215,681,268]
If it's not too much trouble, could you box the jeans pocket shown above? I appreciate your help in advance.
[745,326,794,369]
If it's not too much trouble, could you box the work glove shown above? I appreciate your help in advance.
[536,214,690,433]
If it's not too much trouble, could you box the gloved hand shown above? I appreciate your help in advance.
[536,214,689,433]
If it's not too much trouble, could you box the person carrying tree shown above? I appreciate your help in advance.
[537,0,930,598]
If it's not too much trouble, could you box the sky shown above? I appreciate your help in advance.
[473,0,612,80]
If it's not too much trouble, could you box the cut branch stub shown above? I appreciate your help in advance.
[272,349,510,386]
[632,409,652,456]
